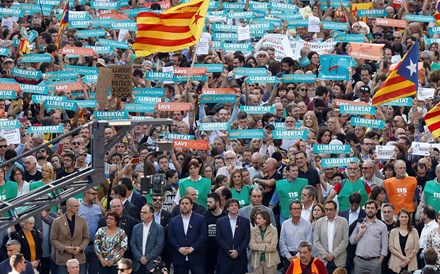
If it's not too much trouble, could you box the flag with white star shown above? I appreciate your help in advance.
[372,40,418,106]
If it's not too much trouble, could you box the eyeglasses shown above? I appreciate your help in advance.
[152,198,162,202]
[80,153,87,157]
[118,268,129,272]
[287,87,295,90]
[177,157,184,161]
[300,89,307,91]
[24,161,33,165]
[325,208,335,211]
[72,142,81,145]
[38,149,46,153]
[362,167,373,169]
[225,157,235,161]
[0,145,7,148]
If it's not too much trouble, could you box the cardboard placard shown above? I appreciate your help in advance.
[96,67,112,110]
[172,139,209,150]
[111,66,132,98]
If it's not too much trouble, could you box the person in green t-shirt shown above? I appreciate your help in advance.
[229,169,252,208]
[175,160,211,208]
[0,167,18,201]
[29,163,59,212]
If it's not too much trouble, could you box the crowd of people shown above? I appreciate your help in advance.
[2,0,440,273]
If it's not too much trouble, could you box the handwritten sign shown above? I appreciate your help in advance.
[111,66,132,98]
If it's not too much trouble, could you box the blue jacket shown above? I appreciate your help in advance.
[130,221,164,272]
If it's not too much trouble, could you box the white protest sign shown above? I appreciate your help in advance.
[308,16,320,33]
[118,30,129,42]
[0,129,20,145]
[418,88,435,100]
[237,25,251,41]
[375,145,394,160]
[196,32,211,55]
[410,142,431,156]
[290,38,336,60]
[254,33,294,62]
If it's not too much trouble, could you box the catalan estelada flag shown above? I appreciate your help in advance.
[18,37,30,56]
[55,0,69,48]
[435,0,440,26]
[425,102,440,138]
[372,40,418,106]
[133,0,209,57]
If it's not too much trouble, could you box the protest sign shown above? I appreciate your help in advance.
[321,157,359,168]
[313,144,351,154]
[157,102,191,112]
[375,145,394,159]
[349,43,385,61]
[95,68,112,110]
[318,55,350,81]
[111,66,132,98]
[173,139,209,150]
[61,46,95,56]
[410,142,431,156]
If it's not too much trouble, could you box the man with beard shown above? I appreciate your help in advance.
[36,147,50,167]
[204,193,227,274]
[56,152,77,180]
[350,200,388,273]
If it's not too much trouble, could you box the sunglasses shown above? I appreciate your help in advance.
[117,268,129,272]
[0,145,7,148]
[72,142,81,145]
[152,198,162,202]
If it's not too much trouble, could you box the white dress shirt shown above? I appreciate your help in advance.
[327,218,335,253]
[142,221,152,255]
[348,208,360,226]
[229,214,237,239]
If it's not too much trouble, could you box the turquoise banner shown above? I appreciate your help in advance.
[0,90,16,99]
[273,129,308,140]
[249,22,274,31]
[27,30,38,43]
[124,103,156,113]
[47,71,78,80]
[357,9,387,17]
[246,76,280,84]
[321,157,358,168]
[94,111,128,120]
[32,95,66,103]
[91,18,112,28]
[212,32,238,41]
[69,20,91,29]
[229,129,265,139]
[249,1,269,10]
[340,105,376,115]
[132,88,165,97]
[12,67,42,80]
[227,11,254,19]
[20,4,52,15]
[282,74,316,83]
[193,64,224,73]
[235,67,268,77]
[110,20,137,31]
[299,57,310,67]
[28,125,64,134]
[250,29,268,38]
[322,21,349,30]
[211,24,237,32]
[20,53,52,63]
[134,96,161,103]
[277,13,303,20]
[403,14,434,22]
[0,119,20,130]
[221,43,253,52]
[288,20,308,28]
[429,26,440,35]
[350,117,385,129]
[0,78,17,83]
[0,7,23,17]
[222,2,245,9]
[146,72,173,81]
[168,133,195,140]
[19,83,48,94]
[270,2,297,11]
[200,94,236,104]
[334,34,367,43]
[65,65,98,75]
[44,100,78,111]
[122,7,150,17]
[240,105,274,114]
[75,30,107,38]
[319,55,350,81]
[313,144,351,154]
[272,122,286,129]
[84,45,114,54]
[0,48,10,56]
[382,97,413,106]
[82,74,98,83]
[70,100,96,108]
[91,1,120,9]
[199,122,230,131]
[67,11,89,20]
[97,39,129,49]
[173,75,208,82]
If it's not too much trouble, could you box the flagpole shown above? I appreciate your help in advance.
[186,47,198,87]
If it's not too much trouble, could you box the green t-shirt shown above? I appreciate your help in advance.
[276,178,308,219]
[29,180,59,212]
[423,179,440,213]
[231,185,253,207]
[178,177,211,208]
[0,181,18,201]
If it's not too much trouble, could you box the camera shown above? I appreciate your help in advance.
[141,174,166,196]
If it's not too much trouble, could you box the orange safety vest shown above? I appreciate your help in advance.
[384,176,417,214]
[291,257,320,274]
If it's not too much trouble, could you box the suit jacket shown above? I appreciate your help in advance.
[171,203,207,217]
[124,199,140,220]
[130,191,147,212]
[0,259,34,274]
[388,227,419,273]
[168,212,207,266]
[216,215,250,268]
[340,208,366,224]
[313,216,349,267]
[158,209,172,228]
[130,221,165,272]
[10,229,42,263]
[49,214,90,265]
[249,224,280,268]
[238,204,276,227]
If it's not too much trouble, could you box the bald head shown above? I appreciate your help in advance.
[185,187,198,202]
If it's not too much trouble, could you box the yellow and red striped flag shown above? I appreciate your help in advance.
[372,40,418,106]
[55,0,69,48]
[133,0,209,57]
[425,102,440,138]
[435,0,440,26]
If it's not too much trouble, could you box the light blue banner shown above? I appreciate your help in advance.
[199,122,230,131]
[318,55,350,81]
[32,95,66,103]
[146,72,173,81]
[132,88,165,97]
[212,32,238,41]
[321,157,358,168]
[67,11,89,20]
[84,45,114,54]
[249,22,274,31]
[94,111,128,120]
[69,20,91,29]
[270,2,297,11]
[221,43,252,52]
[273,129,308,140]
[357,9,387,17]
[334,34,366,43]
[235,67,268,77]
[28,125,64,134]
[0,7,23,17]
[19,84,48,95]
[47,71,78,80]
[211,24,237,32]
[227,11,254,19]
[20,53,52,63]
[173,75,208,82]
[403,14,434,22]
[124,103,156,113]
[122,7,150,17]
[193,64,224,73]
[75,30,107,38]
[429,26,440,35]
[288,20,308,28]
[0,48,10,56]
[65,65,98,75]
[313,144,351,154]
[28,30,38,43]
[82,74,98,84]
[382,97,413,106]
[322,21,349,31]
[168,133,195,140]
[97,39,129,49]
[200,94,236,104]
[70,100,97,108]
[44,100,78,111]
[277,13,303,20]
[222,2,245,9]
[0,90,16,99]
[134,96,161,104]
[91,18,112,28]
[249,1,269,10]
[299,57,310,67]
[20,3,52,15]
[0,119,20,130]
[340,105,376,115]
[282,74,316,83]
[240,106,274,114]
[110,20,137,31]
[246,76,280,84]
[90,1,120,9]
[350,117,385,129]
[229,129,264,139]
[12,67,42,80]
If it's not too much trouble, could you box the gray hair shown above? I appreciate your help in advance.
[6,239,20,249]
[299,241,312,251]
[20,217,35,228]
[435,164,440,173]
[66,259,79,268]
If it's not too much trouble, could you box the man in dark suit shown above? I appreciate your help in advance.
[131,204,165,274]
[120,178,147,212]
[111,184,140,220]
[99,198,140,259]
[171,187,206,217]
[216,198,250,274]
[151,194,172,269]
[168,196,207,274]
[339,192,366,274]
[0,240,34,274]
